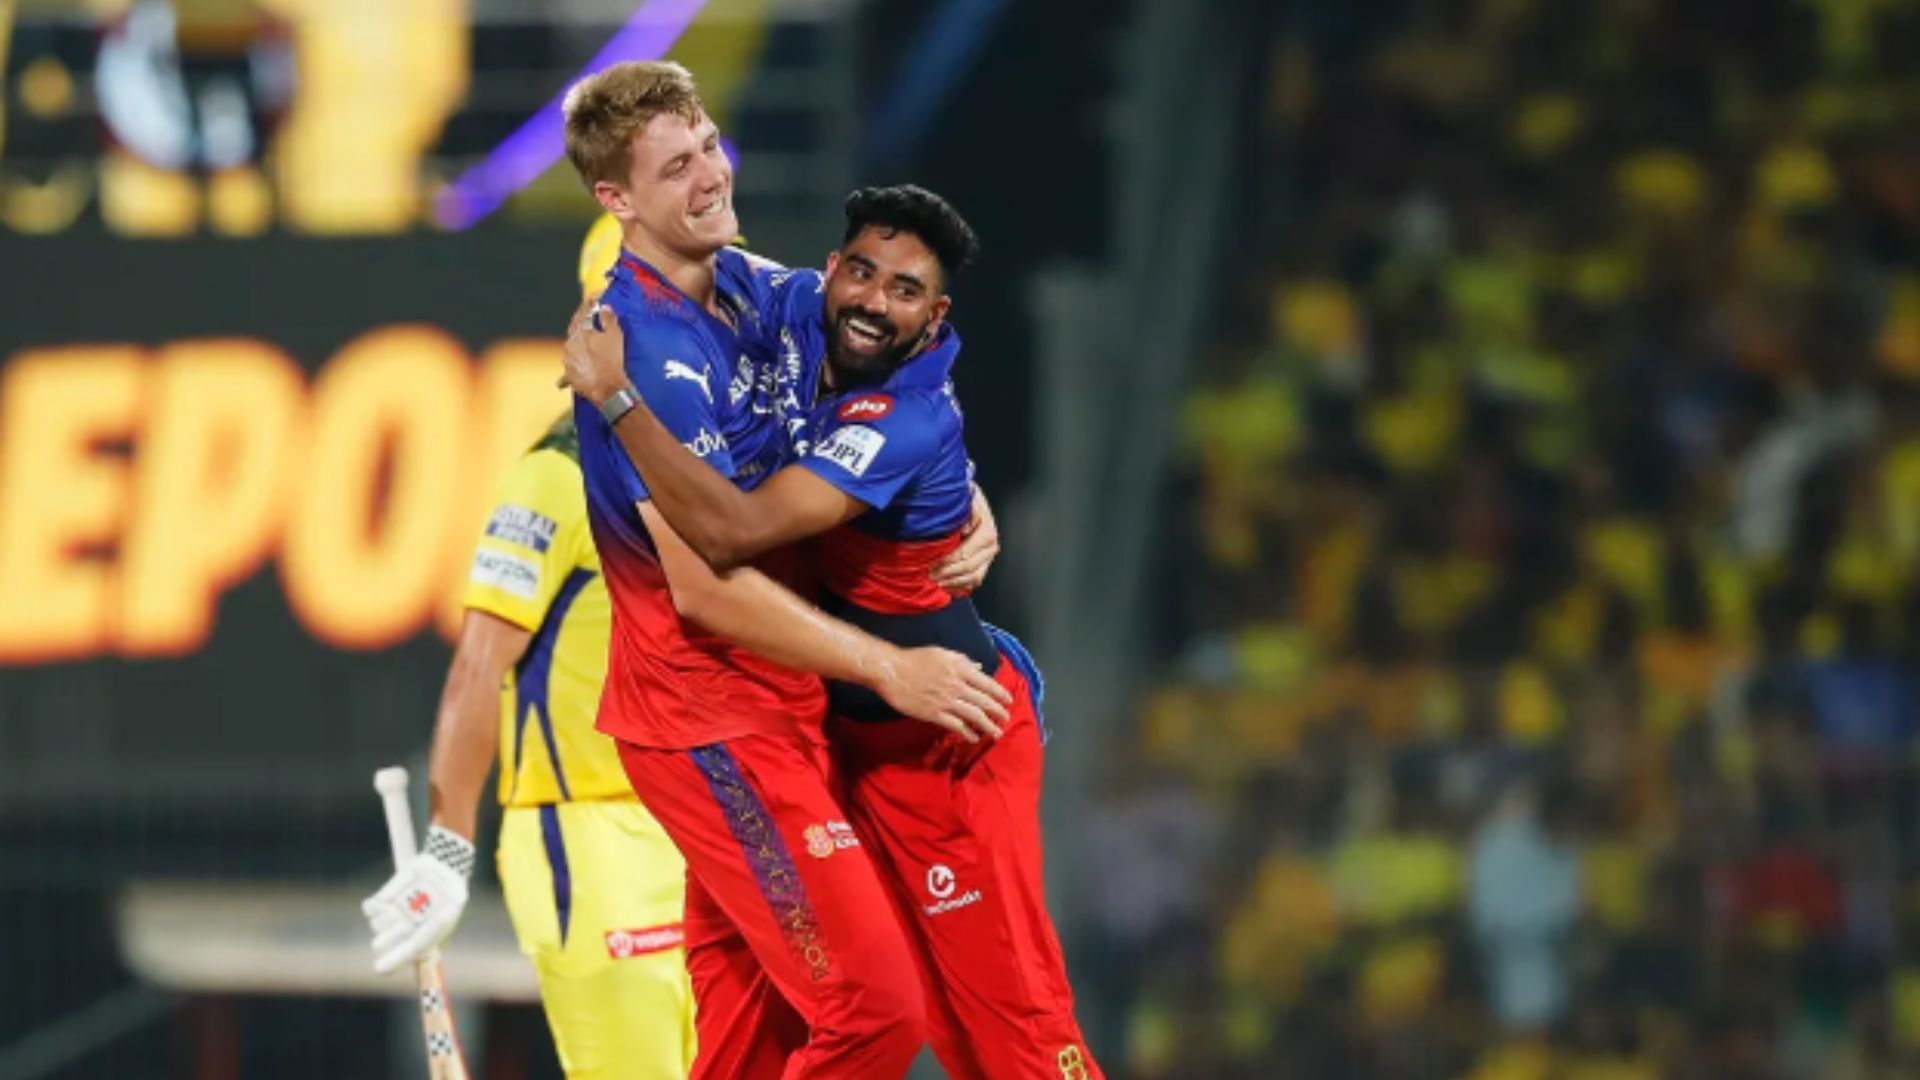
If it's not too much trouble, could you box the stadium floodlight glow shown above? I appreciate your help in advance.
[434,0,713,231]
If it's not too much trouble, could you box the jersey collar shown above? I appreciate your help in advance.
[614,249,743,341]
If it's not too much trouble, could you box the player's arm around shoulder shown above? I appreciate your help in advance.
[680,465,864,572]
[638,496,1012,744]
[800,389,948,510]
[562,302,848,572]
[654,385,951,571]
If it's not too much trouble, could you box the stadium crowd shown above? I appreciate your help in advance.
[1092,1,1920,1077]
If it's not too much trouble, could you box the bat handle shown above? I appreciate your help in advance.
[374,766,418,870]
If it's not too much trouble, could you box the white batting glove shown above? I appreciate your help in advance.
[361,825,475,975]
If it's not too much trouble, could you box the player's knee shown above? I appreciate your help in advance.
[850,968,925,1063]
[874,992,927,1065]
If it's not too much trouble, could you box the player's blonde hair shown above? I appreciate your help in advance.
[562,61,706,190]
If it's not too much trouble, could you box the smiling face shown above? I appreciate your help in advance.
[562,62,735,266]
[594,109,736,262]
[819,225,951,384]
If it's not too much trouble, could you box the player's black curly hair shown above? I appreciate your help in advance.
[841,184,980,285]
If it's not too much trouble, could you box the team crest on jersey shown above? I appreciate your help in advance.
[837,394,893,422]
[803,821,859,858]
[803,825,833,858]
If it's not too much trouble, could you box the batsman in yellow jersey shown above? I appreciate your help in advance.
[362,217,694,1079]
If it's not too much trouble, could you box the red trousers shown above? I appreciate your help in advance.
[829,654,1103,1080]
[617,732,923,1080]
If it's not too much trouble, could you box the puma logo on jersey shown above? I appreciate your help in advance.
[663,359,713,402]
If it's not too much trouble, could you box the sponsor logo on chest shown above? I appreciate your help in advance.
[837,394,893,422]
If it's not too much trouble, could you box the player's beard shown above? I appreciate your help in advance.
[820,301,926,387]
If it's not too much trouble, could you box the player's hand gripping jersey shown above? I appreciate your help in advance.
[575,251,826,749]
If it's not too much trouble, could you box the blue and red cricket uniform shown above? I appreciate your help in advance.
[577,249,925,1080]
[736,264,1103,1080]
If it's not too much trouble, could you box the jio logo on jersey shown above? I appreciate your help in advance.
[837,394,893,422]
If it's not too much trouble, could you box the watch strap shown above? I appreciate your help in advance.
[600,384,641,426]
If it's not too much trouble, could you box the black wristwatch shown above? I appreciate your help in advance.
[600,383,642,426]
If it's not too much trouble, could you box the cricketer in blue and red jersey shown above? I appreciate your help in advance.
[564,184,1103,1080]
[560,62,1011,1080]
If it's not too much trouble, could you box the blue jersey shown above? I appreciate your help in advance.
[736,269,975,537]
[795,323,977,580]
[575,249,824,750]
[731,266,999,719]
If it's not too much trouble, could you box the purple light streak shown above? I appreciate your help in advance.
[434,0,713,230]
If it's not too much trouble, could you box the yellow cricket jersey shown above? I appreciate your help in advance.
[578,214,623,294]
[463,418,633,807]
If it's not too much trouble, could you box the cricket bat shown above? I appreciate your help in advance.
[373,766,472,1080]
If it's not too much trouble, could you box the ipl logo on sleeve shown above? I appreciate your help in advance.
[812,425,886,477]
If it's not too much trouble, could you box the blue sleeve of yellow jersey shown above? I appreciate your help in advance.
[614,315,736,500]
[799,393,943,511]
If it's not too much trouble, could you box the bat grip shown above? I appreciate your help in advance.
[374,766,418,871]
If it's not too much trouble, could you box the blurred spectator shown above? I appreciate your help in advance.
[1116,0,1920,1074]
[1467,781,1580,1033]
[1080,758,1222,1062]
